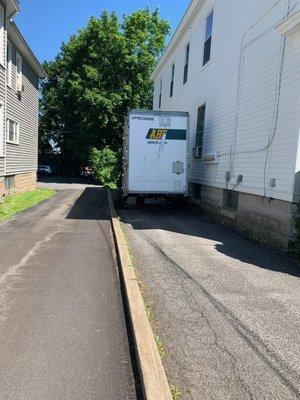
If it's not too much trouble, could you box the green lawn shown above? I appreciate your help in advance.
[0,189,56,223]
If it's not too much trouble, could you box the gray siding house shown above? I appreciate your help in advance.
[0,0,45,197]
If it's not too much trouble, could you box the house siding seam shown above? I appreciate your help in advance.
[153,0,300,204]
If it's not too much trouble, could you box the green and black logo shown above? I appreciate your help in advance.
[146,129,186,141]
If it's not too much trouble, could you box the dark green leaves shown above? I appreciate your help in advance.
[39,8,170,177]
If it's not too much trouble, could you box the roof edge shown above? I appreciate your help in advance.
[8,21,46,79]
[151,0,205,81]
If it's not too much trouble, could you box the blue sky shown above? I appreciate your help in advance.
[15,0,190,63]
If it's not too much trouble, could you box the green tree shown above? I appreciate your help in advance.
[40,8,170,177]
[89,147,120,189]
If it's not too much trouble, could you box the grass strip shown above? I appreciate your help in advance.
[0,189,56,223]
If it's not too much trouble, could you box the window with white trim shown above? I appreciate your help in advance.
[170,63,175,98]
[16,52,23,92]
[183,43,190,84]
[0,102,3,156]
[0,5,4,67]
[7,119,19,144]
[203,9,214,66]
[7,41,12,88]
[194,104,206,157]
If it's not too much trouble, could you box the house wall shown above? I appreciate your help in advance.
[0,0,6,177]
[153,0,300,204]
[0,1,40,195]
[190,183,295,249]
[5,43,39,176]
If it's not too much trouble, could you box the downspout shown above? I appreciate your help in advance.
[263,0,292,197]
[220,0,293,186]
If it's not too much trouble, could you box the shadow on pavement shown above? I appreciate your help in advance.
[67,187,110,221]
[38,176,95,185]
[119,202,300,278]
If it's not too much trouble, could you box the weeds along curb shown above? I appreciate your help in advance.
[108,190,172,400]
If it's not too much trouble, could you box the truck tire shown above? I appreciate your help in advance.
[136,196,145,206]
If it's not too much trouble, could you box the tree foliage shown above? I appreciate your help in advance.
[89,147,120,189]
[40,8,170,175]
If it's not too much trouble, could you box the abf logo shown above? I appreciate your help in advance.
[146,128,187,141]
[146,129,167,140]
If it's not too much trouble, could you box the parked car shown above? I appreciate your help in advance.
[37,165,56,177]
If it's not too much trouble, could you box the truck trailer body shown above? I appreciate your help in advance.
[123,110,189,200]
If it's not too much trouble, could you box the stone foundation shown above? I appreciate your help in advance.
[0,178,4,202]
[0,171,37,197]
[15,172,37,193]
[189,184,295,251]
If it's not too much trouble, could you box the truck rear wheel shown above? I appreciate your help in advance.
[136,196,145,206]
[166,196,187,209]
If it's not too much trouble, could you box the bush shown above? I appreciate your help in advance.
[89,147,120,189]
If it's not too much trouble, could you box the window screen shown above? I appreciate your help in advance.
[195,105,206,156]
[159,78,162,108]
[203,10,214,66]
[170,64,175,97]
[183,43,190,84]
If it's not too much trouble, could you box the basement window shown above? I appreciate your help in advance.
[4,175,15,190]
[192,183,202,200]
[223,189,239,211]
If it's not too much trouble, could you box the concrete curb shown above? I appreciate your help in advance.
[108,191,172,400]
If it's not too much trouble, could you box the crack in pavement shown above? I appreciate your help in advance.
[179,278,255,400]
[0,226,68,322]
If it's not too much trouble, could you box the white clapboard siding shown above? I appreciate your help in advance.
[153,0,300,203]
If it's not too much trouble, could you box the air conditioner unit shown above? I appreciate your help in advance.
[16,82,24,93]
[193,146,202,158]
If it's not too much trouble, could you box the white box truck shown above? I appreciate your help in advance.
[122,110,189,204]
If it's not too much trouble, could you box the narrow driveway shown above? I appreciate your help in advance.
[0,181,136,400]
[120,203,300,400]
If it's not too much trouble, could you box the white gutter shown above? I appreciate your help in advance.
[4,0,20,19]
[276,9,300,36]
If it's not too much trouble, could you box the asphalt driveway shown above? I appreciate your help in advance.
[120,203,300,400]
[0,181,137,400]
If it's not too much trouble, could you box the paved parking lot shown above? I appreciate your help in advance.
[120,203,300,400]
